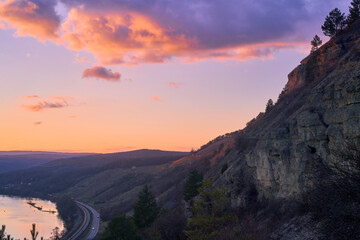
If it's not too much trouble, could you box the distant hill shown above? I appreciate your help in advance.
[0,149,189,205]
[0,151,95,173]
[42,149,188,169]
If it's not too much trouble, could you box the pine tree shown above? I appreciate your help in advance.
[0,225,5,239]
[183,169,204,201]
[321,8,346,37]
[184,181,237,240]
[133,185,160,228]
[348,0,360,25]
[30,224,38,240]
[265,99,274,112]
[311,35,323,53]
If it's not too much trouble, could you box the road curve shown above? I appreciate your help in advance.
[61,201,100,240]
[77,201,100,240]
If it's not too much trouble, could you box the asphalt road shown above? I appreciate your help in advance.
[80,202,100,239]
[61,201,100,240]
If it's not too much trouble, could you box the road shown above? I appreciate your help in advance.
[79,202,100,239]
[61,201,100,240]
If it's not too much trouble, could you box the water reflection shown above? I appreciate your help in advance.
[0,195,64,239]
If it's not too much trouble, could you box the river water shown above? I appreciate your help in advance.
[0,195,64,239]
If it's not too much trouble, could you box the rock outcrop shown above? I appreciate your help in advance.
[189,20,360,207]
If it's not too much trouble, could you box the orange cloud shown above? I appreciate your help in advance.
[21,95,39,99]
[0,21,6,29]
[168,82,179,88]
[82,66,121,81]
[34,121,42,125]
[51,96,74,101]
[0,0,60,42]
[61,9,194,65]
[150,95,160,101]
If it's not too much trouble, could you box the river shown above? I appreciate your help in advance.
[0,195,64,239]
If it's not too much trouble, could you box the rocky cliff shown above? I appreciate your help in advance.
[180,20,360,210]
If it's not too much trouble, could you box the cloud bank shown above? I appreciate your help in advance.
[0,0,347,64]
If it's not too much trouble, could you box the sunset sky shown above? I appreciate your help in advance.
[0,0,350,153]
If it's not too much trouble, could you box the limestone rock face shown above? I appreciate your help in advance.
[210,21,360,206]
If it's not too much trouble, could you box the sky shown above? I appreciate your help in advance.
[0,0,350,153]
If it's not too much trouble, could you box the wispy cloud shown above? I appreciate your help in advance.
[74,53,89,63]
[21,95,72,112]
[51,96,74,101]
[168,82,179,88]
[82,66,121,81]
[21,95,39,99]
[150,95,160,101]
[22,100,68,112]
[34,121,42,125]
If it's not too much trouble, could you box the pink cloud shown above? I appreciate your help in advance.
[22,100,68,112]
[74,53,90,63]
[0,0,60,42]
[34,121,42,125]
[82,66,121,81]
[168,82,179,88]
[150,95,160,101]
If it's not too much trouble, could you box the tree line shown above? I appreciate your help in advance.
[311,0,360,52]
